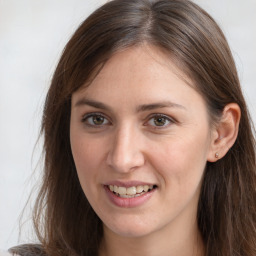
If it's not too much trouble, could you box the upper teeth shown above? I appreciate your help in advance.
[109,185,154,196]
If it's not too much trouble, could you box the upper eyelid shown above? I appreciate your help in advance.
[82,112,111,121]
[145,113,176,122]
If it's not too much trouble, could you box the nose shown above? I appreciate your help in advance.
[106,125,145,173]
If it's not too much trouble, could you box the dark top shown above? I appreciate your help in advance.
[9,244,46,256]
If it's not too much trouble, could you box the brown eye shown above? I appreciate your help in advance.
[154,117,167,126]
[83,114,110,126]
[147,114,173,128]
[93,115,105,125]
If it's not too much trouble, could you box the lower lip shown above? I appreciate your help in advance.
[104,186,155,208]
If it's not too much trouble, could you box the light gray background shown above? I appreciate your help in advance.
[0,0,255,250]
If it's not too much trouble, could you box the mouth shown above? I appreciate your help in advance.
[106,184,158,198]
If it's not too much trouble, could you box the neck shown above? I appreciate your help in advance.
[99,219,205,256]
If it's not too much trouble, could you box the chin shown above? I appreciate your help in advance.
[103,217,160,238]
[110,227,154,238]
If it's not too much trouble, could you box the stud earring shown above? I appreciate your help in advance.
[215,152,219,158]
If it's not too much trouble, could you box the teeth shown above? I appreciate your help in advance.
[118,187,126,195]
[143,185,149,192]
[127,186,136,195]
[108,184,155,197]
[136,185,144,193]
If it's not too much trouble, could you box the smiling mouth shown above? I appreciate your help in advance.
[107,184,157,198]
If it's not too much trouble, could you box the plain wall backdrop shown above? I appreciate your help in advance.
[0,0,255,250]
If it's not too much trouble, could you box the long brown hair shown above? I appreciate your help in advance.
[11,0,256,255]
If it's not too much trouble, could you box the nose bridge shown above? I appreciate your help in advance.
[107,123,144,172]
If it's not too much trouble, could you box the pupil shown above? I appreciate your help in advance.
[93,116,104,125]
[154,117,166,126]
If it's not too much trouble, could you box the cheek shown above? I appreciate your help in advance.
[72,140,97,169]
[70,123,106,168]
[70,133,104,192]
[150,132,209,191]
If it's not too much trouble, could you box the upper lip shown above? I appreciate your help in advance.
[104,180,157,188]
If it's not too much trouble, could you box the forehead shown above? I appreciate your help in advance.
[75,45,194,95]
[73,45,201,104]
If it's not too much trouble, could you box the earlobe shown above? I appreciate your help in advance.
[207,103,241,162]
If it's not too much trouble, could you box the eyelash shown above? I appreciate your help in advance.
[82,113,111,128]
[145,114,175,129]
[81,112,175,129]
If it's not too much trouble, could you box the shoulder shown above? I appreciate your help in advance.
[8,244,46,256]
[0,250,16,256]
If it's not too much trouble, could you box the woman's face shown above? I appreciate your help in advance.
[70,46,215,238]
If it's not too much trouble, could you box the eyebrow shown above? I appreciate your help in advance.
[74,98,186,112]
[136,102,186,112]
[75,98,112,111]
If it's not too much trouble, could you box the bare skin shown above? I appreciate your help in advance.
[70,45,240,256]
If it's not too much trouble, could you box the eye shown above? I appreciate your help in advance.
[82,113,110,127]
[147,114,173,128]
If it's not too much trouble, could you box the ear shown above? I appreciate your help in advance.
[207,103,241,162]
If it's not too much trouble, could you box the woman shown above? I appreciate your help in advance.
[7,0,256,255]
